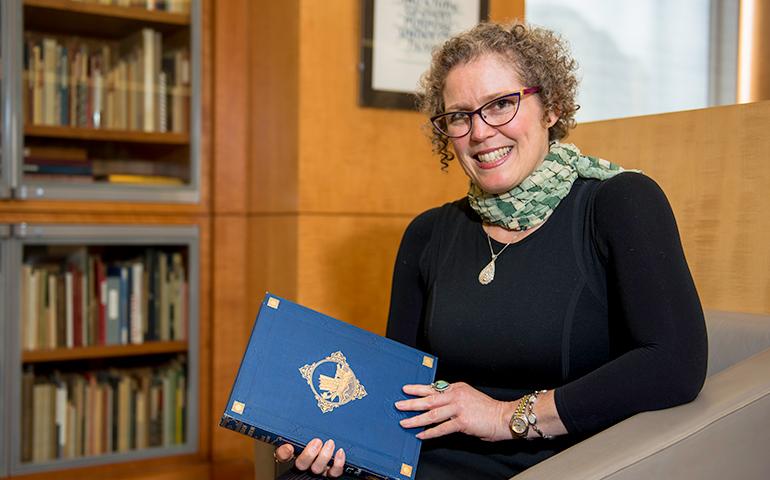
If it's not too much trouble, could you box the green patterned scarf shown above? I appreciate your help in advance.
[468,142,632,231]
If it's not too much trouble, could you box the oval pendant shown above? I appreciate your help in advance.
[478,259,495,285]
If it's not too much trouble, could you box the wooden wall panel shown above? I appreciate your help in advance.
[213,0,250,214]
[295,215,412,335]
[247,1,300,214]
[569,101,770,314]
[295,0,524,216]
[296,1,465,215]
[211,215,254,465]
[491,0,526,22]
[247,215,299,302]
[194,216,212,459]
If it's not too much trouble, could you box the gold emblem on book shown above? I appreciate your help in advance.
[400,463,413,477]
[299,351,367,413]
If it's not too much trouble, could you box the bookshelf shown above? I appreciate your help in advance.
[0,1,210,479]
[2,223,200,476]
[1,0,201,203]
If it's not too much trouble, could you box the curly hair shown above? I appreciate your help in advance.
[416,22,579,169]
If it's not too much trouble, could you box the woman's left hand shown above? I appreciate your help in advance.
[395,382,514,442]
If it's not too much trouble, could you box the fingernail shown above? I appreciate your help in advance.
[323,439,334,452]
[337,448,345,458]
[308,439,321,452]
[394,401,403,408]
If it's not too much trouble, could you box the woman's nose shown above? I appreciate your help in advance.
[469,113,497,142]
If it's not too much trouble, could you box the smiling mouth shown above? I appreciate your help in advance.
[474,146,512,164]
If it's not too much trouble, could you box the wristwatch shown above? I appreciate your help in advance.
[508,397,530,438]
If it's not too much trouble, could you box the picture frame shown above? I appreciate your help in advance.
[359,0,490,110]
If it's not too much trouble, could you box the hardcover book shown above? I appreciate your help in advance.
[220,294,437,480]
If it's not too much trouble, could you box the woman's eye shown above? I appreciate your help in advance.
[491,99,514,110]
[448,113,467,125]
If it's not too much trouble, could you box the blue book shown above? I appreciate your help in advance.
[119,266,129,344]
[105,267,121,345]
[220,294,437,480]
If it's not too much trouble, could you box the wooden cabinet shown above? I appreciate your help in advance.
[0,223,205,478]
[2,0,200,203]
[0,1,212,479]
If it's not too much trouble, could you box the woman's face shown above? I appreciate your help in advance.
[442,53,556,195]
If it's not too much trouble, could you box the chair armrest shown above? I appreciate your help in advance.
[705,310,770,376]
[511,347,770,480]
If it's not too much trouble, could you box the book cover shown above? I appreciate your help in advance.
[220,294,437,480]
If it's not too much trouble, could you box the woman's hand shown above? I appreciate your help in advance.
[395,382,515,442]
[275,439,346,477]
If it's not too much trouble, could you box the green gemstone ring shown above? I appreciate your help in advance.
[431,380,451,393]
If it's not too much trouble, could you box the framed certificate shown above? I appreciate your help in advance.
[359,0,489,110]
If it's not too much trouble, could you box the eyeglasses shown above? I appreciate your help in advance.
[430,87,541,138]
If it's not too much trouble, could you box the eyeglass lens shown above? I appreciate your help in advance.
[434,94,521,138]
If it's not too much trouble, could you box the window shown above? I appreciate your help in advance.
[527,0,739,122]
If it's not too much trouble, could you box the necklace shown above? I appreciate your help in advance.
[478,233,512,285]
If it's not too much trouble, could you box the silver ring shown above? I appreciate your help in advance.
[431,380,450,393]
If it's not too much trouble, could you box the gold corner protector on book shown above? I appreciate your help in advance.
[267,297,280,309]
[400,463,413,477]
[231,400,245,414]
[422,356,434,368]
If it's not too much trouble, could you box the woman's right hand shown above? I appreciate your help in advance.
[275,438,346,477]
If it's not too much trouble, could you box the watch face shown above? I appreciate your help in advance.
[512,416,528,434]
[528,413,537,424]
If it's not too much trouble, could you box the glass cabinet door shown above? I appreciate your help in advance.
[6,224,199,475]
[2,0,200,203]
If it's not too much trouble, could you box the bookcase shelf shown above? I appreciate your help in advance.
[25,0,190,38]
[22,340,188,363]
[1,0,200,203]
[25,125,190,145]
[1,0,210,477]
[1,223,200,476]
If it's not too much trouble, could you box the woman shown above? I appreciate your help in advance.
[275,21,707,479]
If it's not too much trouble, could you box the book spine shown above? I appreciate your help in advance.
[130,262,144,344]
[106,274,121,345]
[65,271,74,348]
[218,415,389,480]
[120,267,130,344]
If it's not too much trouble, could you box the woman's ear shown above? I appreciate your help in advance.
[543,110,559,128]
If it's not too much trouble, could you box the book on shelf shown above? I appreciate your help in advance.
[21,247,188,351]
[100,174,185,185]
[220,294,436,480]
[21,360,187,463]
[92,158,188,179]
[70,0,192,14]
[24,31,190,134]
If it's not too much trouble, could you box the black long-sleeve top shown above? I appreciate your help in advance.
[385,173,707,477]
